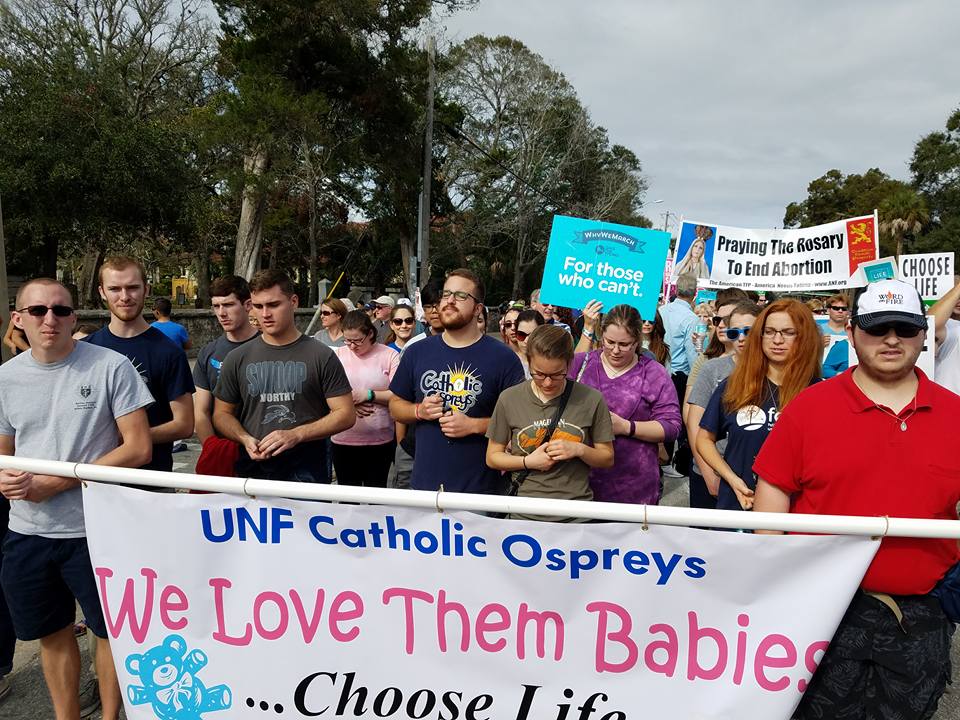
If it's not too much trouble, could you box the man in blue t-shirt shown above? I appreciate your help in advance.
[390,269,524,494]
[86,257,195,472]
[150,297,191,351]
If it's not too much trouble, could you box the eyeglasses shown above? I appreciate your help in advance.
[422,303,438,312]
[441,289,480,302]
[390,317,416,327]
[515,329,531,342]
[343,336,368,346]
[725,326,751,340]
[17,304,74,317]
[762,327,798,339]
[828,306,849,312]
[502,321,515,329]
[862,323,923,338]
[530,369,568,381]
[602,336,637,351]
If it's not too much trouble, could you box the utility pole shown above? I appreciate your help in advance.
[0,194,10,363]
[417,35,436,293]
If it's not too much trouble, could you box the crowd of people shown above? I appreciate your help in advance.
[1,257,960,719]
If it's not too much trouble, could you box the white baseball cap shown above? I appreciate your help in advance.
[374,295,395,308]
[852,278,926,331]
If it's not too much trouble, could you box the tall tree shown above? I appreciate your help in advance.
[439,35,648,300]
[879,187,929,259]
[0,0,216,300]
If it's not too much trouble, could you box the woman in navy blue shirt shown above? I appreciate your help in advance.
[696,299,821,511]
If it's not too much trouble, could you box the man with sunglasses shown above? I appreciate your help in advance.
[372,295,395,343]
[390,269,524,494]
[754,278,960,720]
[0,278,153,719]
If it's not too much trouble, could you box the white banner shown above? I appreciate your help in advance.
[671,214,878,291]
[84,484,878,720]
[899,252,954,301]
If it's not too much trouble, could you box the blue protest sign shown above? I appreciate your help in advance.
[694,288,717,305]
[540,215,671,320]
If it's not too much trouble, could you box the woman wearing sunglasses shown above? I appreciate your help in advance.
[313,298,347,347]
[385,305,417,352]
[570,303,681,505]
[684,294,754,508]
[513,309,545,379]
[696,299,821,512]
[486,325,614,521]
[331,310,400,487]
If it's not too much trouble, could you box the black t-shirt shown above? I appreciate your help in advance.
[85,326,195,471]
[700,378,780,511]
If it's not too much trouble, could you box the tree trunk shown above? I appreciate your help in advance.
[895,233,903,260]
[77,247,105,309]
[193,248,211,309]
[400,234,415,298]
[233,148,270,279]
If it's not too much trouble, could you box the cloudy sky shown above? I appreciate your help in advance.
[439,0,960,230]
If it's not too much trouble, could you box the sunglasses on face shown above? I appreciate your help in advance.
[515,330,531,342]
[828,306,849,312]
[320,310,337,317]
[391,317,416,327]
[502,321,515,329]
[725,326,751,340]
[862,323,923,338]
[18,304,74,317]
[712,314,733,327]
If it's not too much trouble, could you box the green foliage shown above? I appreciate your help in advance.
[910,107,960,259]
[0,0,217,286]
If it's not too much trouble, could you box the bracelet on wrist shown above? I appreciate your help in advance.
[414,403,422,420]
[367,389,375,403]
[522,455,528,470]
[583,329,595,339]
[628,420,636,438]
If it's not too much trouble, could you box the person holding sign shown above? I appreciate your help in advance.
[931,275,960,394]
[754,278,959,720]
[486,325,614,521]
[697,299,821,512]
[570,304,681,504]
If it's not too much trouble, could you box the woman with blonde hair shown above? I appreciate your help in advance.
[696,299,821,511]
[675,227,711,280]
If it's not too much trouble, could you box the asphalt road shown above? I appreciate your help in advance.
[1,444,958,719]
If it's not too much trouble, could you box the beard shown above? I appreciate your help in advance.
[441,305,476,331]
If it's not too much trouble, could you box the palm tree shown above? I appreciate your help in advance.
[879,188,929,259]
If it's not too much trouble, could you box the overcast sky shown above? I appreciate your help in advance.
[439,0,960,231]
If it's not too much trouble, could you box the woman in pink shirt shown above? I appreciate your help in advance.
[333,311,401,486]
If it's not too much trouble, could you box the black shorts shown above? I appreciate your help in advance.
[0,531,108,641]
[795,590,954,720]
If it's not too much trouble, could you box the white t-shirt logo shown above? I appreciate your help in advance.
[736,405,766,431]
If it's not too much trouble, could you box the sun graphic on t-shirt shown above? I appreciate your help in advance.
[445,364,473,402]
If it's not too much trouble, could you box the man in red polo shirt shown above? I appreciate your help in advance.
[754,278,960,720]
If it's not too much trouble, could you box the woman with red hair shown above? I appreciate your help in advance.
[696,299,821,511]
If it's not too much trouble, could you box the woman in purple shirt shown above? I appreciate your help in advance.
[570,304,682,504]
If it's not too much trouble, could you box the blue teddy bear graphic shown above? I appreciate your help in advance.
[125,634,231,720]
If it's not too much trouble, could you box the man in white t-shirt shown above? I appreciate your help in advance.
[931,275,960,394]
